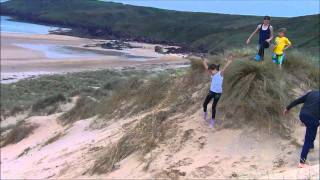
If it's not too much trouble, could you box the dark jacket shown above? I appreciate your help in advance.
[286,90,320,120]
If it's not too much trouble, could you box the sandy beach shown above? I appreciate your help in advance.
[1,32,188,83]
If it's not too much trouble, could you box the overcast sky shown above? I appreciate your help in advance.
[108,0,320,17]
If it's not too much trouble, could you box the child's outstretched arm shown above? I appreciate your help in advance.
[220,55,235,76]
[200,55,209,70]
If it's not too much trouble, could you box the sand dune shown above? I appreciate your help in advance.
[1,105,318,179]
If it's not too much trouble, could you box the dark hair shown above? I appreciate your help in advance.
[208,64,220,71]
[264,16,271,20]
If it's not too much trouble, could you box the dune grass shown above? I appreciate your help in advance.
[0,70,149,119]
[59,96,98,125]
[42,132,66,147]
[284,50,320,87]
[220,60,291,134]
[0,121,39,147]
[1,48,318,159]
[90,110,170,174]
[31,93,67,115]
[1,47,318,176]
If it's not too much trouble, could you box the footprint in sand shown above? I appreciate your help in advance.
[196,136,207,149]
[272,158,286,169]
[231,161,240,167]
[170,158,194,168]
[240,156,251,163]
[250,164,258,169]
[191,166,215,178]
[207,156,221,165]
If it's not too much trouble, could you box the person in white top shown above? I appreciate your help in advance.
[201,54,236,128]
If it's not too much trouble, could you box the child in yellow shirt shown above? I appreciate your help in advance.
[272,28,291,67]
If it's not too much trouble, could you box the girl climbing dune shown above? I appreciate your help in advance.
[201,54,236,128]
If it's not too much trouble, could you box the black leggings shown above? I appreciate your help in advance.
[258,41,269,60]
[203,91,222,119]
[258,43,265,60]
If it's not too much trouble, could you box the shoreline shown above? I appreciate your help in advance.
[1,32,189,84]
[1,13,188,49]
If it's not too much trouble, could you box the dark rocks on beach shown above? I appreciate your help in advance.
[83,40,142,50]
[49,28,71,35]
[155,46,164,54]
[154,46,189,55]
[165,47,189,54]
[101,41,139,50]
[1,77,15,81]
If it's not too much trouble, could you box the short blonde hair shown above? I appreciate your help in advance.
[278,28,287,33]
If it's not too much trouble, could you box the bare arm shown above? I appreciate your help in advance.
[200,55,208,70]
[284,44,291,51]
[246,26,260,44]
[220,56,235,76]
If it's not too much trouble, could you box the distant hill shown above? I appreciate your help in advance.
[1,0,319,54]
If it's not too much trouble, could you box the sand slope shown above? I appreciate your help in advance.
[1,106,319,179]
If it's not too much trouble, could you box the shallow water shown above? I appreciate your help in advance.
[14,43,152,60]
[0,16,69,35]
[14,43,104,59]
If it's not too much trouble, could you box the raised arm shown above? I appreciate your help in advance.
[220,55,235,76]
[200,55,209,70]
[246,25,260,44]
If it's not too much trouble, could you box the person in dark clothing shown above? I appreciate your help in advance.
[246,16,274,61]
[283,90,320,168]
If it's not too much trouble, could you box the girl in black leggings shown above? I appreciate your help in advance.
[201,54,236,128]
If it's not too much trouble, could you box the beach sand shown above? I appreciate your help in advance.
[1,105,319,179]
[1,33,188,83]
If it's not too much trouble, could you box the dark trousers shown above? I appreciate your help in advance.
[258,41,269,60]
[299,113,319,163]
[258,44,265,60]
[203,91,221,119]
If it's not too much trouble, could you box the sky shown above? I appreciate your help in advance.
[108,0,320,17]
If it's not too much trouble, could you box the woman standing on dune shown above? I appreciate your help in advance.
[246,16,274,61]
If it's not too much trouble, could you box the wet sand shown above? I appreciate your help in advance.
[1,33,188,83]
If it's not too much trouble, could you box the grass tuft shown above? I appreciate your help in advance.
[90,110,169,174]
[59,96,98,125]
[284,50,320,87]
[220,60,292,135]
[0,121,39,147]
[32,93,67,115]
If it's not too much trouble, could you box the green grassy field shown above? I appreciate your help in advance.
[1,0,319,54]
